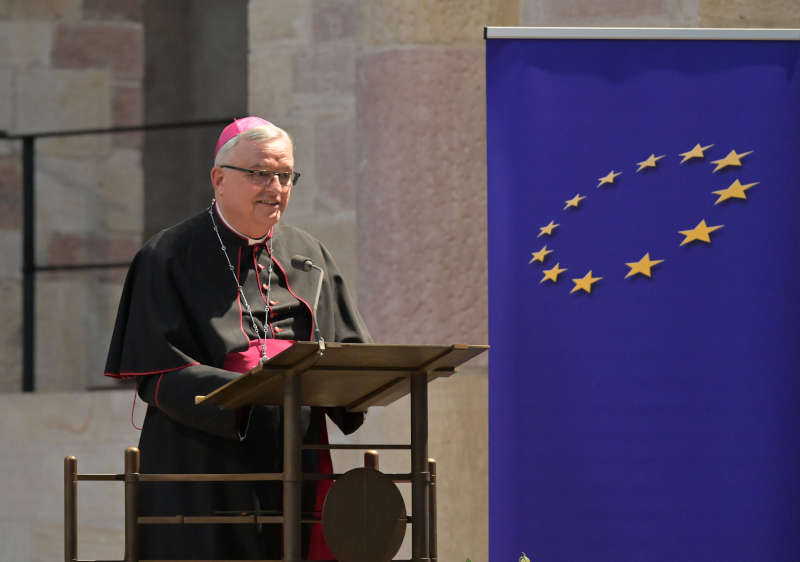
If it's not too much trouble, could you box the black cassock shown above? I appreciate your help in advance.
[105,205,370,559]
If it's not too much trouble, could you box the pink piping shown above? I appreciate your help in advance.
[104,361,199,378]
[267,245,315,341]
[130,388,142,431]
[154,374,165,409]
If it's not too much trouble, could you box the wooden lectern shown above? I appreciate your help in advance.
[63,341,486,562]
[196,341,487,562]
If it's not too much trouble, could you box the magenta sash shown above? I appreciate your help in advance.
[222,338,295,373]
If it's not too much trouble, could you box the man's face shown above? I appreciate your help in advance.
[211,135,294,238]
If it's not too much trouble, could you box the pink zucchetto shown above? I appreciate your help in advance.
[214,116,272,157]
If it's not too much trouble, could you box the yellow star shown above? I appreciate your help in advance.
[678,219,724,246]
[712,179,758,205]
[597,170,622,188]
[710,149,753,172]
[635,154,665,172]
[538,220,559,238]
[624,252,664,279]
[529,245,553,264]
[563,193,586,210]
[570,270,602,294]
[540,262,566,284]
[679,143,713,163]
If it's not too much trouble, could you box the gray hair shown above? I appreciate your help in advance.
[214,124,293,166]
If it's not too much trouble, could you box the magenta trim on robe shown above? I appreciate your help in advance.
[104,361,201,379]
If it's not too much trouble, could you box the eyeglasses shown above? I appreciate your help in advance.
[220,165,301,187]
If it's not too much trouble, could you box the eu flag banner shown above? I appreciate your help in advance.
[487,31,800,562]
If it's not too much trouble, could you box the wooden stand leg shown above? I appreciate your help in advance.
[364,450,379,470]
[64,456,77,562]
[283,372,302,561]
[411,372,430,562]
[428,458,437,562]
[124,447,140,562]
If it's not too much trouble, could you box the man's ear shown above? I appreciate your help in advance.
[210,166,224,196]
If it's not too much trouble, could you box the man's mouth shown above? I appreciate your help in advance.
[256,199,280,207]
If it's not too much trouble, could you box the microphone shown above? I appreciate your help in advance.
[291,255,314,272]
[291,255,324,344]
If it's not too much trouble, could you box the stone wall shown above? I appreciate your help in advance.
[522,0,800,27]
[0,390,140,561]
[0,0,144,392]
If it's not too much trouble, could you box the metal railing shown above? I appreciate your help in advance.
[0,118,234,392]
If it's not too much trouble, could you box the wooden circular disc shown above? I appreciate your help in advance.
[322,467,406,562]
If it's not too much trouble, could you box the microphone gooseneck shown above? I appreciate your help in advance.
[290,254,325,344]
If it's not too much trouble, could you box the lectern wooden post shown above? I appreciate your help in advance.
[195,341,487,562]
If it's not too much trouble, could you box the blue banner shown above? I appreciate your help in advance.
[487,37,800,562]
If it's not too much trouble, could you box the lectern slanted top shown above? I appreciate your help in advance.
[195,341,487,410]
